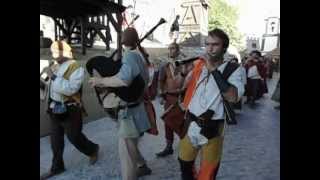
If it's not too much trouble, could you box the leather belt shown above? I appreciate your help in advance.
[187,111,224,127]
[118,102,140,109]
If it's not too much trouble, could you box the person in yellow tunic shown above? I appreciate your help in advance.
[40,41,99,180]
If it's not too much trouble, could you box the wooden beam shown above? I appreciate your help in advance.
[116,0,123,58]
[54,20,58,41]
[88,30,97,47]
[41,0,126,18]
[53,18,68,38]
[102,15,105,26]
[57,18,61,39]
[106,18,111,50]
[81,17,86,55]
[86,22,108,30]
[106,12,121,33]
[96,30,108,44]
[69,19,78,35]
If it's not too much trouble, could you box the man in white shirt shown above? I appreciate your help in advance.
[40,41,99,180]
[246,50,263,107]
[178,28,244,180]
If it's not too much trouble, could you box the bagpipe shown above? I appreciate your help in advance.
[85,18,166,120]
[174,56,199,67]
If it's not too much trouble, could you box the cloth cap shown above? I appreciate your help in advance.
[50,40,73,59]
[121,27,139,47]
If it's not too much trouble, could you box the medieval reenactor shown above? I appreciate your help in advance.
[40,41,99,180]
[156,42,193,157]
[256,56,269,99]
[245,50,262,107]
[178,29,245,180]
[88,28,152,180]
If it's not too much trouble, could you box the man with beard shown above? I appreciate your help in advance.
[156,42,192,157]
[89,28,152,180]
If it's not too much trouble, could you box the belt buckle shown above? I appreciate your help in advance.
[66,102,77,107]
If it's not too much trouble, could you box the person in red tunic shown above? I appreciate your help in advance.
[256,56,268,99]
[245,51,262,107]
[156,42,193,157]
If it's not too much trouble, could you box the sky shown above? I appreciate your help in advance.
[40,0,280,48]
[226,0,280,38]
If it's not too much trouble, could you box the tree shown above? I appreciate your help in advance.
[208,0,244,51]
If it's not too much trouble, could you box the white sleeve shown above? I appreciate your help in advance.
[227,67,245,100]
[51,67,84,96]
[100,74,128,87]
[241,67,247,85]
[248,65,258,78]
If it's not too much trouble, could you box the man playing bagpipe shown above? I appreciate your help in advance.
[89,27,153,180]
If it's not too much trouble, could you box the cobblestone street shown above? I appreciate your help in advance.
[40,75,280,180]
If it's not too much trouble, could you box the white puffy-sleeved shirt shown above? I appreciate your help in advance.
[248,65,261,79]
[240,65,247,85]
[188,61,245,120]
[50,60,84,103]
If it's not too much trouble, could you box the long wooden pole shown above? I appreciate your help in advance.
[81,17,86,55]
[116,0,123,58]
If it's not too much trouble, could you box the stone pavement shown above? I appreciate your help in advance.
[40,75,280,180]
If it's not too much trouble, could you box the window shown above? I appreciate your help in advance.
[252,43,257,48]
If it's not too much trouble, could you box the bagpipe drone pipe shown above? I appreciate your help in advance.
[86,18,166,114]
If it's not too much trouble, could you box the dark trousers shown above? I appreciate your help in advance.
[165,123,174,145]
[49,105,98,172]
[247,78,260,102]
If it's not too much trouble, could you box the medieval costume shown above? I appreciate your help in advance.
[143,61,159,136]
[41,41,99,180]
[256,60,268,99]
[157,54,191,157]
[178,57,245,180]
[245,59,261,106]
[116,48,152,179]
[88,28,152,180]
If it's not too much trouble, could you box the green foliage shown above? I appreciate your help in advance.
[208,0,244,51]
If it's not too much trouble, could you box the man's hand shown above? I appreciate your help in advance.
[222,86,238,103]
[159,97,166,105]
[42,66,54,79]
[159,92,166,105]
